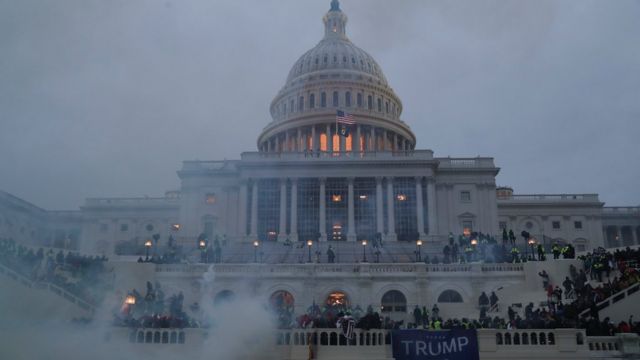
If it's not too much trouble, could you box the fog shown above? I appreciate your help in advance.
[0,265,279,360]
[0,0,638,208]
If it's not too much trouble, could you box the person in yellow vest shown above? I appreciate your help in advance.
[552,243,561,259]
[510,247,520,263]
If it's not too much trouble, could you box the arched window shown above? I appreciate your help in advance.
[321,92,327,107]
[333,91,339,107]
[283,102,287,114]
[345,92,351,107]
[309,94,315,109]
[367,95,373,110]
[326,291,350,308]
[270,290,295,313]
[377,98,382,112]
[381,290,407,313]
[386,101,389,113]
[214,290,236,306]
[290,100,294,113]
[437,290,463,303]
[357,93,363,107]
[298,96,304,112]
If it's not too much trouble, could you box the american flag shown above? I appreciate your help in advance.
[336,110,355,125]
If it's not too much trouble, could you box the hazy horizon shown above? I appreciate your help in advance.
[1,0,639,210]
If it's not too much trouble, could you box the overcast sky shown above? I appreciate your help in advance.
[1,0,638,210]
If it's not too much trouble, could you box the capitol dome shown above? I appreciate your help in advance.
[257,0,416,154]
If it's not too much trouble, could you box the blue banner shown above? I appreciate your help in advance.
[391,329,479,360]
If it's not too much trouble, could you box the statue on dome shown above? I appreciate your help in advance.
[330,0,340,12]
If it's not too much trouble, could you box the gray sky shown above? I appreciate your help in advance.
[1,0,638,210]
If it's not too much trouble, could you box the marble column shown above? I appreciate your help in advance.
[285,131,290,152]
[386,177,397,241]
[290,178,298,242]
[347,177,356,241]
[427,178,438,236]
[327,124,333,153]
[311,125,318,152]
[383,130,388,151]
[376,177,384,235]
[297,128,302,152]
[370,127,376,151]
[238,180,248,238]
[356,125,362,153]
[393,133,398,152]
[278,178,287,241]
[415,177,426,238]
[250,180,258,239]
[319,178,327,241]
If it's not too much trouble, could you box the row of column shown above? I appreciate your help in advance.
[604,225,639,246]
[240,177,437,242]
[261,124,413,153]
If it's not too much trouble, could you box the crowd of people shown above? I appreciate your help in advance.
[530,247,640,336]
[113,281,201,329]
[0,238,111,305]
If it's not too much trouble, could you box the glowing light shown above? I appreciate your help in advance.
[268,231,277,236]
[198,240,207,249]
[332,194,342,202]
[124,295,136,305]
[416,240,423,247]
[253,240,260,247]
[144,240,152,248]
[359,195,367,200]
[396,194,407,201]
[307,240,313,247]
[470,239,478,246]
[528,238,537,245]
[361,240,367,246]
[205,193,216,204]
[463,228,471,237]
[171,224,181,231]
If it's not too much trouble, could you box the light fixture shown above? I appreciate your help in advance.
[359,195,367,200]
[332,194,342,202]
[253,240,260,247]
[124,295,136,305]
[470,239,478,246]
[416,240,423,247]
[144,240,153,248]
[396,194,407,201]
[199,240,207,249]
[171,224,181,231]
[463,228,471,237]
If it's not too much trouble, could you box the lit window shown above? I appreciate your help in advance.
[460,191,471,202]
[574,221,583,230]
[552,221,561,230]
[205,193,216,204]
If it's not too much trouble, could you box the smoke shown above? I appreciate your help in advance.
[0,265,280,360]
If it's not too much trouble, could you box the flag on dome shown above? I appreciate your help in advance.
[336,110,355,137]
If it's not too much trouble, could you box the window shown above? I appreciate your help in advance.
[460,191,471,202]
[120,224,129,232]
[381,290,407,313]
[367,95,373,110]
[438,290,463,303]
[574,221,583,230]
[332,91,339,107]
[321,92,327,107]
[345,92,351,107]
[552,221,561,230]
[377,98,382,112]
[298,96,304,111]
[462,220,473,231]
[357,93,363,107]
[499,222,507,230]
[309,94,315,109]
[385,101,389,113]
[146,224,154,232]
[205,193,216,204]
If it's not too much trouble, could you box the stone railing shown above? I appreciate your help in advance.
[603,207,640,215]
[499,194,600,202]
[579,281,640,318]
[587,334,640,358]
[437,157,496,169]
[241,150,435,162]
[84,197,178,206]
[0,262,95,313]
[154,263,527,277]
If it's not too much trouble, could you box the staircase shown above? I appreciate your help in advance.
[0,262,95,320]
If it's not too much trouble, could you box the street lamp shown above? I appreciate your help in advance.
[144,239,152,260]
[253,240,260,263]
[416,240,423,262]
[124,294,136,305]
[362,240,368,262]
[528,238,537,260]
[198,239,208,263]
[307,240,313,263]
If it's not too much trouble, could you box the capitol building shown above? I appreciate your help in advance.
[1,2,639,359]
